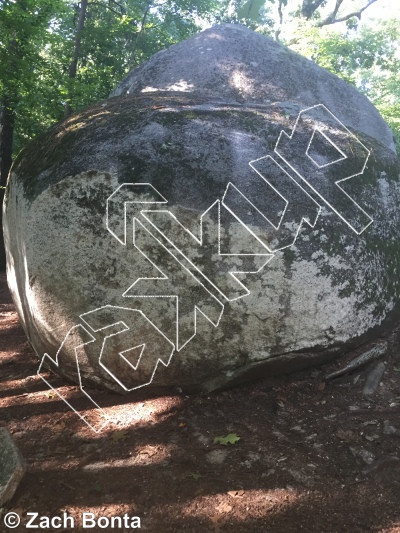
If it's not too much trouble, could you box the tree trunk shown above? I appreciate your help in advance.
[128,0,153,67]
[65,0,89,117]
[0,97,15,270]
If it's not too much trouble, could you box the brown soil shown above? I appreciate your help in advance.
[1,271,400,532]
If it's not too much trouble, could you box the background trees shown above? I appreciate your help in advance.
[0,0,64,267]
[1,0,399,269]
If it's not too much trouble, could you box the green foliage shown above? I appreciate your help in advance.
[0,0,65,152]
[187,472,202,480]
[1,0,225,156]
[111,429,129,441]
[288,18,400,152]
[212,0,274,33]
[214,433,241,445]
[238,0,267,21]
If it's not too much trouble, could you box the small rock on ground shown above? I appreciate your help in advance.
[363,362,386,396]
[0,427,26,505]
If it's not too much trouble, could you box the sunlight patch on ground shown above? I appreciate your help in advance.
[166,487,302,521]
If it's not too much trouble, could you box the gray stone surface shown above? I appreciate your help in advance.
[383,420,400,435]
[363,362,386,396]
[0,428,26,505]
[3,25,400,394]
[111,24,396,153]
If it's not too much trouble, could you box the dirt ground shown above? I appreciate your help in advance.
[1,271,400,533]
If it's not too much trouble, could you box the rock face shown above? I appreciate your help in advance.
[0,428,26,505]
[3,24,400,396]
[111,24,396,153]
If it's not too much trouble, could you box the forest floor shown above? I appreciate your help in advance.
[1,271,400,532]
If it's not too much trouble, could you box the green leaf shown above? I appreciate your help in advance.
[111,430,129,442]
[214,433,241,445]
[237,0,265,21]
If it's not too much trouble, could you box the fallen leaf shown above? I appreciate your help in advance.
[111,430,129,442]
[214,433,241,445]
[179,422,186,428]
[93,482,102,492]
[188,472,202,480]
[227,489,245,498]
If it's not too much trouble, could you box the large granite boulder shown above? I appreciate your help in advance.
[3,24,400,395]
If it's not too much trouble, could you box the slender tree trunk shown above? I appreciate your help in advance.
[128,0,153,67]
[65,0,88,117]
[0,97,15,270]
